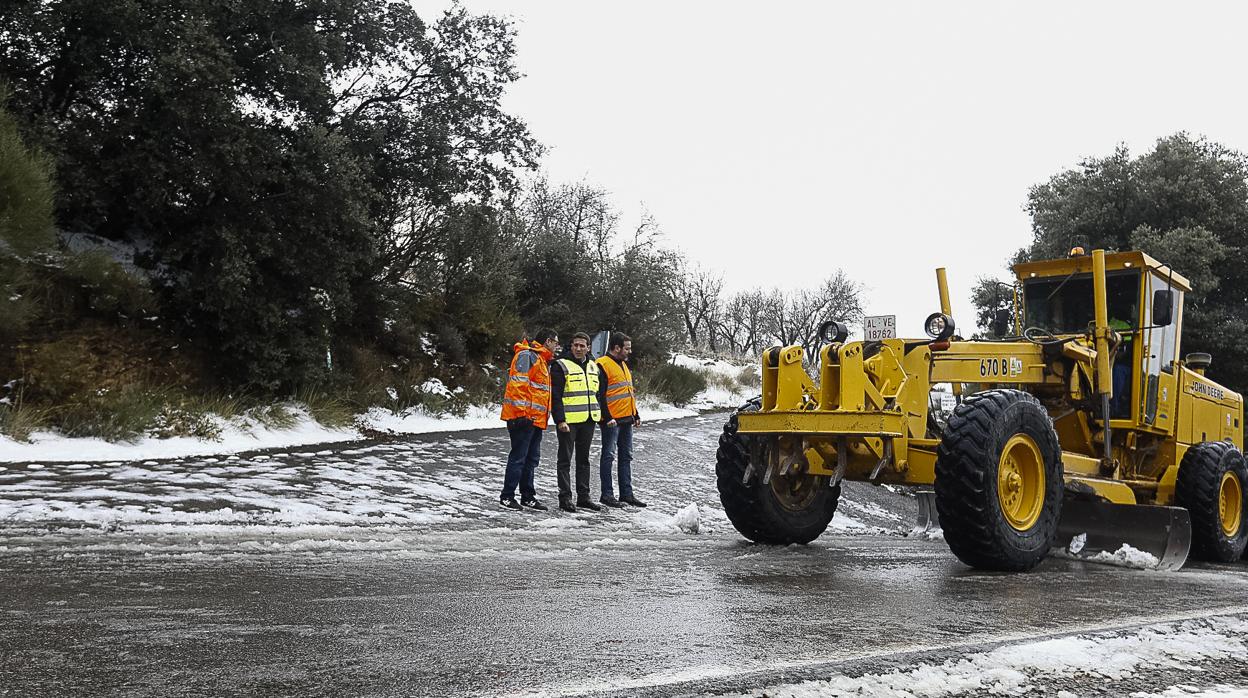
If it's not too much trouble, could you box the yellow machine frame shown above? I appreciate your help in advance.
[738,250,1244,509]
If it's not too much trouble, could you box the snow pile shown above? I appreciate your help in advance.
[909,526,945,541]
[1051,540,1165,570]
[669,502,701,534]
[1068,532,1087,554]
[1088,543,1162,569]
[630,503,703,535]
[726,614,1248,698]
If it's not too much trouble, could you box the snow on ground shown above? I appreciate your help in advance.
[1135,687,1248,697]
[361,403,503,435]
[0,353,751,464]
[0,406,355,464]
[0,411,909,560]
[672,352,753,411]
[0,414,732,539]
[672,353,747,377]
[712,614,1248,698]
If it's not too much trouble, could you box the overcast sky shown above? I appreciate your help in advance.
[421,1,1248,338]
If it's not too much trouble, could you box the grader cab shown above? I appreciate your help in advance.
[717,249,1246,571]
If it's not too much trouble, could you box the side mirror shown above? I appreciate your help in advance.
[991,309,1011,337]
[1152,289,1174,327]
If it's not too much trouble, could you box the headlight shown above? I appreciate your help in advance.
[818,320,849,344]
[924,312,955,341]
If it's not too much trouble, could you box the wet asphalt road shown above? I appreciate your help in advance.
[4,413,1248,696]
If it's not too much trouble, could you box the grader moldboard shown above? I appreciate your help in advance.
[717,249,1247,571]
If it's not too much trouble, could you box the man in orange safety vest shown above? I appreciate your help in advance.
[499,328,560,511]
[596,332,646,508]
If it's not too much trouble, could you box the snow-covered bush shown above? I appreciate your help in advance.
[642,363,707,407]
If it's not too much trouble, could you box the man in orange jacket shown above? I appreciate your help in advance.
[499,329,560,511]
[596,332,646,508]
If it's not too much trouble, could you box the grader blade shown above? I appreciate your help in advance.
[1054,500,1191,571]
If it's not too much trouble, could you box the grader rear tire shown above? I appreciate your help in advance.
[1175,441,1248,563]
[934,389,1063,572]
[716,398,840,544]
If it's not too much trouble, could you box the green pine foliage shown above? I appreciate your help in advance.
[0,84,56,338]
[0,84,54,257]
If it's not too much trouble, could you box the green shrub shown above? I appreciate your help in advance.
[57,386,168,442]
[0,257,40,334]
[642,363,707,406]
[150,404,222,440]
[390,378,475,418]
[63,250,155,318]
[20,337,99,404]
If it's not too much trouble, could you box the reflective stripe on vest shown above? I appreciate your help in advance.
[597,356,636,419]
[558,358,601,424]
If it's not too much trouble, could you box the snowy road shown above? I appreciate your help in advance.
[3,414,1248,696]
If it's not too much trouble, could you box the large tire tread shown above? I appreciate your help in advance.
[1176,441,1248,563]
[716,398,839,545]
[934,389,1063,572]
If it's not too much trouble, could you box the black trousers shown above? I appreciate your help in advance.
[556,420,595,502]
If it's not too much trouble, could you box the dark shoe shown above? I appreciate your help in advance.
[521,498,548,511]
[559,499,577,513]
[576,499,603,512]
[600,496,625,508]
[620,495,647,507]
[499,497,522,511]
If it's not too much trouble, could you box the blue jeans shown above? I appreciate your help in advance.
[502,422,542,500]
[599,422,634,499]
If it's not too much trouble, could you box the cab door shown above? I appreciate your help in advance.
[1142,272,1182,428]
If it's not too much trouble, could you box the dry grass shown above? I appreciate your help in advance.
[0,394,53,442]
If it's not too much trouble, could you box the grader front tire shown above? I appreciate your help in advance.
[1176,441,1248,563]
[934,389,1063,572]
[716,398,840,545]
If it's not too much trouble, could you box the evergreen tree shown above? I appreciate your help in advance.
[0,85,56,335]
[0,1,539,388]
[1008,133,1248,393]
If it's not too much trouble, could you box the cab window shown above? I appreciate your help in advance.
[1023,270,1140,334]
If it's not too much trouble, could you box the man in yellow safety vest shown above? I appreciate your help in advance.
[550,332,605,513]
[596,332,645,508]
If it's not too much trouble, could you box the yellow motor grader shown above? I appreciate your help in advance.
[717,249,1246,571]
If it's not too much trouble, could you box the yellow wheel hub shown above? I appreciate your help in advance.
[997,434,1045,531]
[1218,471,1243,538]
